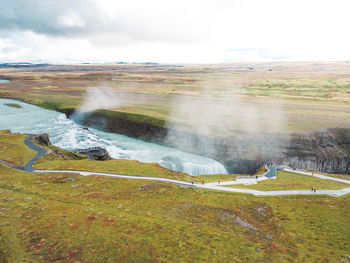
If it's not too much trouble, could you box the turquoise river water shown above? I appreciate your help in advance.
[0,98,227,176]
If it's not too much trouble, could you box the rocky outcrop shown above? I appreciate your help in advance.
[32,133,51,146]
[74,147,111,161]
[62,108,75,118]
[72,110,350,175]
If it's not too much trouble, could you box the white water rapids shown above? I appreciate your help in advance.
[0,98,227,176]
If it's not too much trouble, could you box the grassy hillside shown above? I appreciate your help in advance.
[1,163,350,262]
[0,130,350,262]
[0,130,36,166]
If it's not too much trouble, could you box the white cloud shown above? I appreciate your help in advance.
[1,0,350,63]
[57,13,86,28]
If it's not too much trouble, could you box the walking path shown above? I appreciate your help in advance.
[282,168,350,184]
[1,135,350,197]
[23,135,48,172]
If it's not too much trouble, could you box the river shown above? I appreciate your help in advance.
[0,98,227,176]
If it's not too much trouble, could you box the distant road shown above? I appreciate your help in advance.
[1,135,349,197]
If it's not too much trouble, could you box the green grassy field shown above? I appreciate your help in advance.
[197,173,241,183]
[1,163,350,262]
[226,171,349,191]
[0,130,36,166]
[0,131,350,262]
[307,170,350,181]
[34,158,200,183]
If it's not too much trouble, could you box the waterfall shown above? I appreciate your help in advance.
[0,98,228,176]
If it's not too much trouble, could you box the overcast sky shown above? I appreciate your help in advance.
[1,0,350,63]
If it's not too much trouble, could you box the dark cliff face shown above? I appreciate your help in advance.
[81,110,169,142]
[77,110,350,175]
[278,129,350,174]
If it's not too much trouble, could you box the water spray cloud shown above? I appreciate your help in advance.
[165,78,288,172]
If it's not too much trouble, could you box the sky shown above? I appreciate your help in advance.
[0,0,350,64]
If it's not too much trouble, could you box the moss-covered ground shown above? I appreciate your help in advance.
[5,103,22,108]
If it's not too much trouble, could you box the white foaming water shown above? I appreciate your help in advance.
[0,99,227,176]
